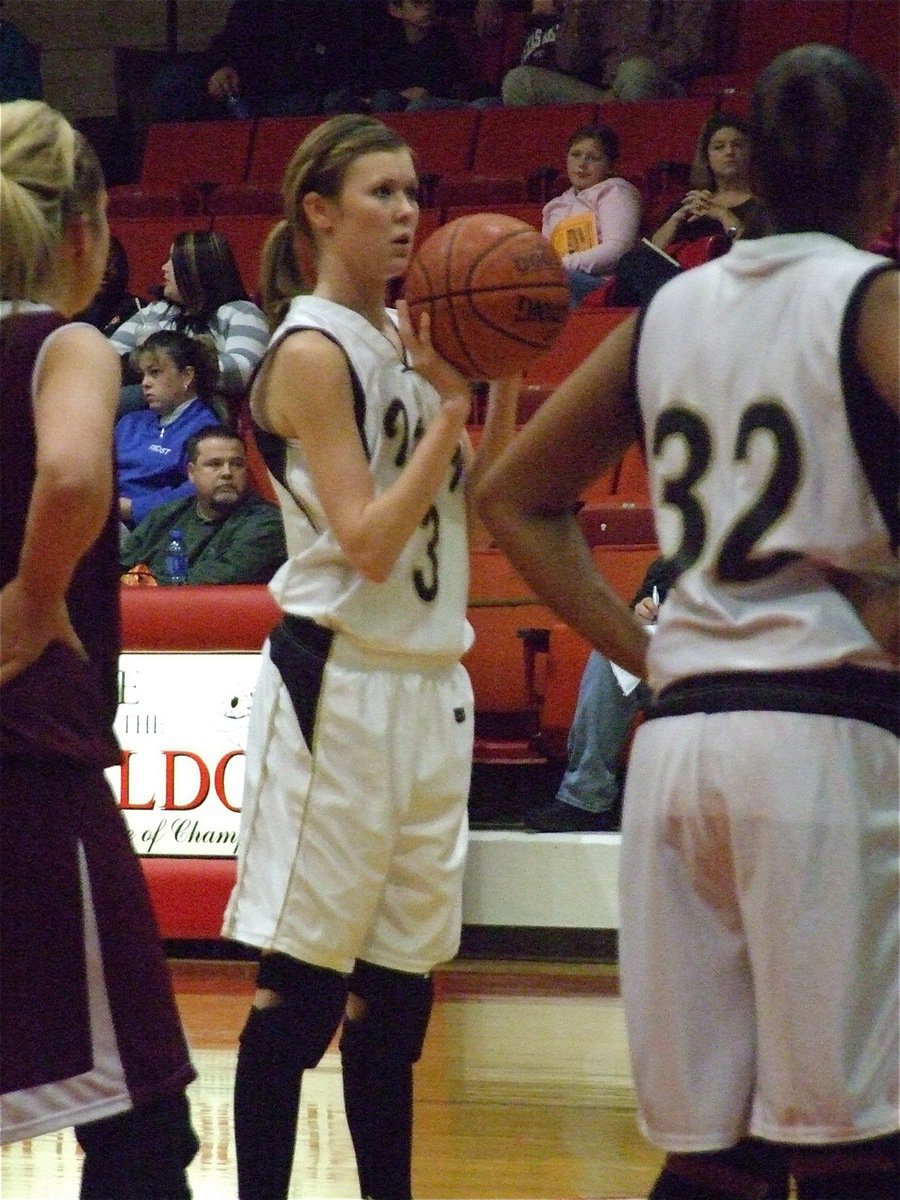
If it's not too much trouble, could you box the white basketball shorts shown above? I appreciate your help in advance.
[223,625,474,977]
[619,709,899,1151]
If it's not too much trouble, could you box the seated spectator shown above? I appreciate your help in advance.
[109,230,268,418]
[116,331,220,530]
[650,111,767,248]
[121,425,286,585]
[470,0,531,37]
[523,556,676,832]
[73,235,141,335]
[542,122,642,307]
[507,0,565,83]
[608,111,767,307]
[324,0,496,114]
[150,0,367,121]
[502,0,731,107]
[0,16,43,101]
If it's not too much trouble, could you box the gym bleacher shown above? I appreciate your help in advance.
[88,0,899,946]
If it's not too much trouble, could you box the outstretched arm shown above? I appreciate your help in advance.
[475,312,651,677]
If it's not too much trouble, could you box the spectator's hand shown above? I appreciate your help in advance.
[633,596,659,625]
[679,189,714,219]
[208,66,240,100]
[401,87,428,102]
[475,0,504,36]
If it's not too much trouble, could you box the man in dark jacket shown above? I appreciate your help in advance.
[152,0,369,121]
[121,426,286,585]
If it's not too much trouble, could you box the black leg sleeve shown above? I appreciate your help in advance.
[340,962,434,1200]
[233,956,348,1200]
[649,1138,790,1200]
[76,1091,198,1200]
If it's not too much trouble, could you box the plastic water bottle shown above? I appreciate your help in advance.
[225,93,250,120]
[164,529,189,586]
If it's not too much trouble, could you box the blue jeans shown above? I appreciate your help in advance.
[556,651,649,814]
[566,268,609,309]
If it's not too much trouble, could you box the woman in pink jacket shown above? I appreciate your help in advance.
[543,122,642,307]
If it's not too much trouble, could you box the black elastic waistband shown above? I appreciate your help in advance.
[278,614,335,658]
[648,665,899,736]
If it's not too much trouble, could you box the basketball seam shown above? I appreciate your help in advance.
[443,219,485,378]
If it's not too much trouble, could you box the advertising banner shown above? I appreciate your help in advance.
[105,652,258,857]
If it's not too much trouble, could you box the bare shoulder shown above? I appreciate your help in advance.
[856,267,899,415]
[36,322,120,393]
[253,327,354,437]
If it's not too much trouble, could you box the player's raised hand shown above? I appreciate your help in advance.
[396,300,472,419]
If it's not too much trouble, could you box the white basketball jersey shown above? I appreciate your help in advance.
[257,296,473,660]
[634,232,898,692]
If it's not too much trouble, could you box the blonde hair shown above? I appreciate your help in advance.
[258,220,309,332]
[258,114,412,327]
[0,100,105,303]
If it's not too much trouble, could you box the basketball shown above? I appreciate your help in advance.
[403,213,569,380]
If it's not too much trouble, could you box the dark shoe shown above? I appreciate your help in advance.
[523,797,619,833]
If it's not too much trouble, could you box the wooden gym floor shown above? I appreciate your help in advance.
[1,956,665,1199]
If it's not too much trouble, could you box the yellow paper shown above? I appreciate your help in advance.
[549,212,598,258]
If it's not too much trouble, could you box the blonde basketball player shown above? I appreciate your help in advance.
[221,114,519,1200]
[477,45,899,1200]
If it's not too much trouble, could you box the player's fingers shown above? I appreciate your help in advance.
[395,298,418,347]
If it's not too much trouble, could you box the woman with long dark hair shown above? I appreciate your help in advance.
[109,229,269,403]
[651,110,766,248]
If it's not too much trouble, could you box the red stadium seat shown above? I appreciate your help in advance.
[120,584,280,652]
[379,109,480,188]
[598,97,716,181]
[668,234,731,268]
[518,306,633,414]
[206,115,323,214]
[612,444,651,505]
[732,0,850,71]
[518,506,659,760]
[108,120,254,217]
[433,103,597,209]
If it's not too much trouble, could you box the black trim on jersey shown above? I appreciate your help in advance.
[839,263,899,552]
[624,303,648,446]
[647,665,899,735]
[269,616,335,751]
[265,324,370,460]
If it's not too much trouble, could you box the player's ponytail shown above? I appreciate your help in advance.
[0,99,104,304]
[258,220,311,331]
[750,44,897,238]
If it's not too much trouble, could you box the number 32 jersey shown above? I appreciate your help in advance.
[257,295,473,662]
[634,232,898,691]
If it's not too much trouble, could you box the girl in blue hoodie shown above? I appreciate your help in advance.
[115,329,219,528]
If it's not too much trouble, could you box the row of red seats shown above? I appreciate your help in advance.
[109,202,727,320]
[107,0,895,223]
[108,96,719,220]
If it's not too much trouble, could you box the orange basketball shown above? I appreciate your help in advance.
[403,213,569,380]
